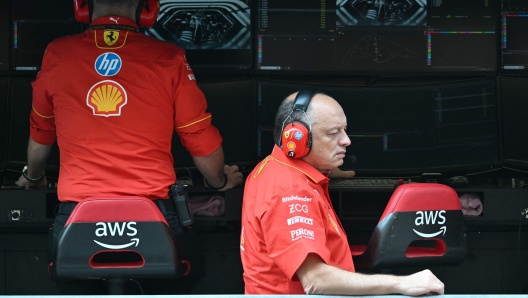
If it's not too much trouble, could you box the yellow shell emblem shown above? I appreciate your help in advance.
[86,80,127,117]
[287,141,296,150]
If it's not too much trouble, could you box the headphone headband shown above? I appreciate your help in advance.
[293,88,319,112]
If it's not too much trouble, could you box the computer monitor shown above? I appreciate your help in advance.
[11,0,82,72]
[257,78,499,176]
[6,78,60,174]
[500,76,528,166]
[0,0,9,72]
[500,0,528,73]
[146,0,252,75]
[256,0,497,74]
[0,79,8,168]
[171,78,254,169]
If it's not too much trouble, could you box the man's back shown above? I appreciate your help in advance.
[31,16,220,201]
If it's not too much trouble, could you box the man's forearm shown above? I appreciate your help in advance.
[297,254,443,296]
[192,146,225,187]
[26,137,52,178]
[299,257,399,295]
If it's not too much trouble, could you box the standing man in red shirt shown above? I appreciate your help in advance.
[240,88,444,295]
[16,0,243,294]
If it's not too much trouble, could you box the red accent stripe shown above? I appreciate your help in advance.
[380,184,461,222]
[65,197,168,225]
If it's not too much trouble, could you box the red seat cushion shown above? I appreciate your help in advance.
[65,197,168,225]
[380,183,461,222]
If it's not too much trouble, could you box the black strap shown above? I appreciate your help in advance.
[87,24,139,32]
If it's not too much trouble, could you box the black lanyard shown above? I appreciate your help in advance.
[87,24,139,32]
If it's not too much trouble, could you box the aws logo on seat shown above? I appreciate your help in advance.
[93,222,139,249]
[412,210,447,238]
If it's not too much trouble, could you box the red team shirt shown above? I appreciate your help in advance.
[30,16,222,202]
[240,146,355,294]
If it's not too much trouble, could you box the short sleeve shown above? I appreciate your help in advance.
[173,53,222,156]
[260,187,331,281]
[30,46,56,145]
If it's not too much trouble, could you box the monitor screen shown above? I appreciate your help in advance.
[500,0,528,73]
[256,0,498,74]
[0,79,8,167]
[171,78,254,169]
[0,0,9,72]
[6,78,60,172]
[146,0,252,74]
[257,78,499,175]
[11,0,83,71]
[500,76,528,164]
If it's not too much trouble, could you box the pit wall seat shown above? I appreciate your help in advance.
[350,183,468,270]
[51,197,184,281]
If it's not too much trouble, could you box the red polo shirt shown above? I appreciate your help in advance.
[240,146,355,294]
[30,16,222,202]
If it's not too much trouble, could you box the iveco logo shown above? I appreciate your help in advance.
[95,52,122,76]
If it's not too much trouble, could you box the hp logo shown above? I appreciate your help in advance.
[94,53,122,76]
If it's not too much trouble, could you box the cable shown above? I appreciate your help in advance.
[129,279,144,295]
[176,167,193,181]
[518,209,527,266]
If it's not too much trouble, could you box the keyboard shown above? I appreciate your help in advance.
[329,178,399,189]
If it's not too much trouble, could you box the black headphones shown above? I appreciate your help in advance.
[279,88,319,158]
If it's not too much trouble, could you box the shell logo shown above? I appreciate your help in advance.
[287,141,296,150]
[86,80,127,117]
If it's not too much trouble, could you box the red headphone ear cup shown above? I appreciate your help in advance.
[281,122,311,158]
[139,0,160,28]
[74,0,90,23]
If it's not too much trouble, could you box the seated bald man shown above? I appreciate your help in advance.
[240,89,444,295]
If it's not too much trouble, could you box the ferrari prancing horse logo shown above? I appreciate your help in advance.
[104,30,120,46]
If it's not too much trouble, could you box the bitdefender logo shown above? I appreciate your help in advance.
[93,222,139,249]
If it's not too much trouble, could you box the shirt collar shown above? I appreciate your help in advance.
[90,16,138,29]
[270,145,329,184]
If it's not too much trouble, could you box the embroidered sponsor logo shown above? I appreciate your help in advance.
[287,216,313,226]
[240,226,245,251]
[185,63,192,70]
[188,74,195,80]
[109,17,120,24]
[413,210,447,238]
[289,204,308,213]
[86,80,127,117]
[287,141,296,150]
[104,30,120,46]
[282,196,312,203]
[290,228,314,241]
[95,52,122,76]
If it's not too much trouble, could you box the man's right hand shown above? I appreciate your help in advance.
[15,175,48,189]
[219,165,243,191]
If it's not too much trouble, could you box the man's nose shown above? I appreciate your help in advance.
[339,131,351,147]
